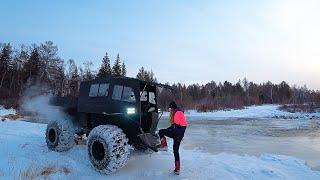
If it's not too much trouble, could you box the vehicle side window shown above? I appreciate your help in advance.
[140,91,148,101]
[112,85,123,100]
[89,84,99,97]
[149,92,156,104]
[122,86,136,102]
[98,83,109,96]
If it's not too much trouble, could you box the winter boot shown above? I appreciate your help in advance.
[174,161,180,175]
[158,137,168,151]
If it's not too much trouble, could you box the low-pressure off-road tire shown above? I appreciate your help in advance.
[87,125,130,174]
[45,120,75,152]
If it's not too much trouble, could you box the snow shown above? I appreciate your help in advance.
[0,105,16,117]
[0,120,319,180]
[0,105,17,121]
[162,104,320,120]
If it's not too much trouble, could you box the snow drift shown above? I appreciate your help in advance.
[0,106,16,117]
[162,105,320,120]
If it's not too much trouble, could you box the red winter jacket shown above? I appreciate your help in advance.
[171,109,188,127]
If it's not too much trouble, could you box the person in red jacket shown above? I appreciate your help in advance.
[158,101,188,175]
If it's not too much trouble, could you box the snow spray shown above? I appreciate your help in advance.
[20,85,70,123]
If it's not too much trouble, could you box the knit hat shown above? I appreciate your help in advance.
[168,101,178,109]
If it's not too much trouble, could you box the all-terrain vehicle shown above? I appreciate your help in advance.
[45,77,173,174]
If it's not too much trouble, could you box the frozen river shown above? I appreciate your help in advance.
[158,117,320,170]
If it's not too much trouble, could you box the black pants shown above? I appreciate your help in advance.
[159,125,186,162]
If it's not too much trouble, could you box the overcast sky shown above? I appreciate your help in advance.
[1,0,320,89]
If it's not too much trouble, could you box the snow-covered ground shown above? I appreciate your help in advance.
[0,106,16,118]
[162,104,320,120]
[0,120,320,180]
[1,104,320,179]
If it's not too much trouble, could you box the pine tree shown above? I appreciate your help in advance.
[112,53,122,77]
[0,44,12,88]
[55,63,65,96]
[136,66,157,82]
[97,52,112,78]
[148,70,157,82]
[136,66,145,80]
[121,62,127,76]
[67,59,79,97]
[0,45,10,73]
[9,47,27,93]
[24,47,40,83]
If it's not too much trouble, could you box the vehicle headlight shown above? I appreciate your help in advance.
[127,108,136,114]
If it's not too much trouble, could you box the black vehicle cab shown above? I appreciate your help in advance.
[46,77,173,174]
[77,77,168,149]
